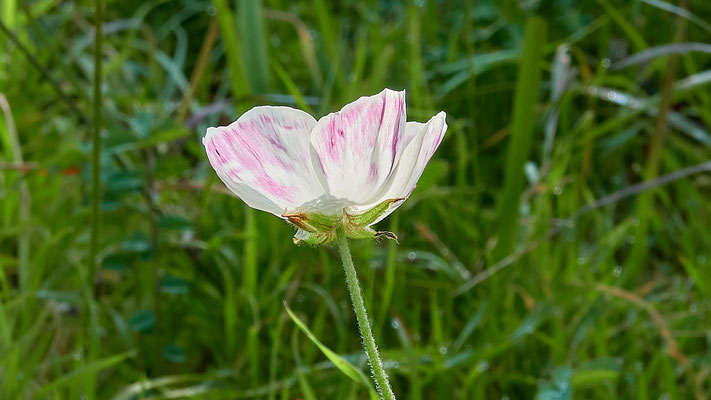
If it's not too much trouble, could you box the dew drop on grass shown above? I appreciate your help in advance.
[407,251,417,261]
[613,266,622,277]
[391,319,399,329]
[601,58,611,69]
[553,186,563,195]
[438,346,447,355]
[626,236,636,244]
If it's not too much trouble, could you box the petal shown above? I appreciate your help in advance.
[310,88,411,204]
[203,106,326,216]
[349,111,447,225]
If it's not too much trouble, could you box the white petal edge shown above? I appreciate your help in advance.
[310,88,408,204]
[203,106,327,216]
[348,111,448,225]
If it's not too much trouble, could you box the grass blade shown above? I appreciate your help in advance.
[493,17,547,260]
[284,302,379,400]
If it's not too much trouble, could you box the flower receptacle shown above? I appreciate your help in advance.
[287,198,403,245]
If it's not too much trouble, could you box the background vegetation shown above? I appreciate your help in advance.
[1,0,710,398]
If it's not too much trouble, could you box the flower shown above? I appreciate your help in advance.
[203,88,447,244]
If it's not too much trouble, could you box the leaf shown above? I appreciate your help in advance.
[160,275,189,295]
[536,366,572,400]
[284,302,379,400]
[129,310,155,333]
[163,343,186,363]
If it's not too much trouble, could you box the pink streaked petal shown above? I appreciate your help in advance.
[349,111,447,225]
[310,88,410,203]
[203,106,326,216]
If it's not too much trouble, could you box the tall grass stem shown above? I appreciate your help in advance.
[493,17,546,261]
[89,0,103,289]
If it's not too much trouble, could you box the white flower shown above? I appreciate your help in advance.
[203,88,447,244]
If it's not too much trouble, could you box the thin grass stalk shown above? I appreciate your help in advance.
[236,0,271,298]
[0,95,28,293]
[177,16,218,122]
[83,0,103,397]
[624,0,687,285]
[89,0,103,296]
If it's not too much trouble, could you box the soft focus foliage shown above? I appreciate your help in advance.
[1,0,710,399]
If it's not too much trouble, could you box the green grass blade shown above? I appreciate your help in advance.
[212,0,249,111]
[284,302,379,400]
[493,17,547,260]
[238,0,269,93]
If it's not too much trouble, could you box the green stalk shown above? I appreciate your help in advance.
[623,1,686,285]
[89,0,103,291]
[335,227,396,400]
[83,0,103,397]
[492,17,546,261]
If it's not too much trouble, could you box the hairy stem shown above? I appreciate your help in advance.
[335,227,396,400]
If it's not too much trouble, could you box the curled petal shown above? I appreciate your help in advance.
[204,107,326,216]
[350,111,448,225]
[310,89,411,204]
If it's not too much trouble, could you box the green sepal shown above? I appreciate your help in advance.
[346,197,405,227]
[287,200,402,246]
[292,229,335,246]
[283,211,342,233]
[343,223,398,242]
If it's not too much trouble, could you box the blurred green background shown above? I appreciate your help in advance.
[1,0,711,398]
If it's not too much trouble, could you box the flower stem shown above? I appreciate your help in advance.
[335,226,396,400]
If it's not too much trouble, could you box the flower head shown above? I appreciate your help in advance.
[204,88,447,244]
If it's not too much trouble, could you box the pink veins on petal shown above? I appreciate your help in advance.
[203,89,447,226]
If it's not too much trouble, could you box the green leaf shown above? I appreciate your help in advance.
[129,310,155,333]
[162,343,186,363]
[284,302,380,400]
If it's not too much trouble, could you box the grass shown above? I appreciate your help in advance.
[1,0,710,399]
